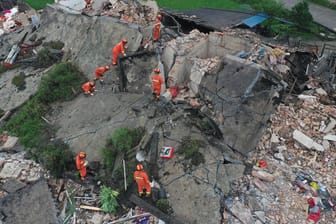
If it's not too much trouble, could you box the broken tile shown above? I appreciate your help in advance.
[323,134,336,142]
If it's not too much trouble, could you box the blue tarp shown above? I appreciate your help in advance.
[242,13,269,28]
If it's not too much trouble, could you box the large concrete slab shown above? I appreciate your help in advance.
[0,180,58,224]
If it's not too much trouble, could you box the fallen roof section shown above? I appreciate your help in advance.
[162,8,256,31]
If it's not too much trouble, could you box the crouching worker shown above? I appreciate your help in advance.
[76,152,88,181]
[94,65,110,84]
[134,164,151,197]
[82,81,96,96]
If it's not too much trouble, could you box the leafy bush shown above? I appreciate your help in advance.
[12,72,26,90]
[100,186,119,213]
[35,48,63,68]
[291,2,314,28]
[178,136,205,166]
[40,143,73,177]
[37,63,86,104]
[111,127,143,152]
[102,147,117,174]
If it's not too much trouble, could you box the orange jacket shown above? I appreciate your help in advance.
[76,154,87,179]
[81,82,95,93]
[134,170,151,194]
[113,41,126,56]
[151,73,163,92]
[153,19,161,41]
[76,154,86,170]
[95,66,108,79]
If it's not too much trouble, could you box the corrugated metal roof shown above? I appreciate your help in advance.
[242,13,269,28]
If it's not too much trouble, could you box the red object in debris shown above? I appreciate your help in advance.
[159,147,174,159]
[3,62,12,68]
[169,86,179,98]
[256,160,268,168]
[307,207,321,223]
[307,198,315,207]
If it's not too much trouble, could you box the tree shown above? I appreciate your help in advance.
[291,2,314,28]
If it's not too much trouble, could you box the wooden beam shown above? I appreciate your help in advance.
[107,213,151,224]
[79,205,103,211]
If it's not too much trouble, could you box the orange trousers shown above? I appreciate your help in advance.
[79,167,86,180]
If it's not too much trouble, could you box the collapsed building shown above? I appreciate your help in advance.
[0,0,336,223]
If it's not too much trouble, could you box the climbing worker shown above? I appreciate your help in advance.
[81,81,96,96]
[151,67,163,100]
[152,14,162,42]
[112,39,128,66]
[133,164,151,197]
[76,152,88,181]
[94,65,110,84]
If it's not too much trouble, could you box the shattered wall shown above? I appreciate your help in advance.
[162,30,277,154]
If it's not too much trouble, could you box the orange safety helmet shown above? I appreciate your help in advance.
[157,14,162,20]
[122,39,128,44]
[79,152,86,158]
[136,164,143,171]
[154,67,160,73]
[105,65,110,70]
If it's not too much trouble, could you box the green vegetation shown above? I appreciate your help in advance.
[111,128,136,153]
[23,0,54,10]
[100,186,119,213]
[3,62,85,177]
[12,72,26,90]
[156,0,243,10]
[178,136,205,166]
[101,127,144,188]
[37,63,86,104]
[156,199,173,214]
[35,48,62,68]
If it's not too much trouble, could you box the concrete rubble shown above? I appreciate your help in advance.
[0,0,336,224]
[222,79,336,224]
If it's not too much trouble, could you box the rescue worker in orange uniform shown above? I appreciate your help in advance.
[94,65,110,84]
[152,14,162,42]
[112,39,127,66]
[81,81,96,96]
[76,152,88,181]
[134,164,151,197]
[151,67,163,100]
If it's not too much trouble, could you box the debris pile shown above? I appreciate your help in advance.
[0,6,38,36]
[224,79,336,223]
[102,0,155,26]
[0,152,45,184]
